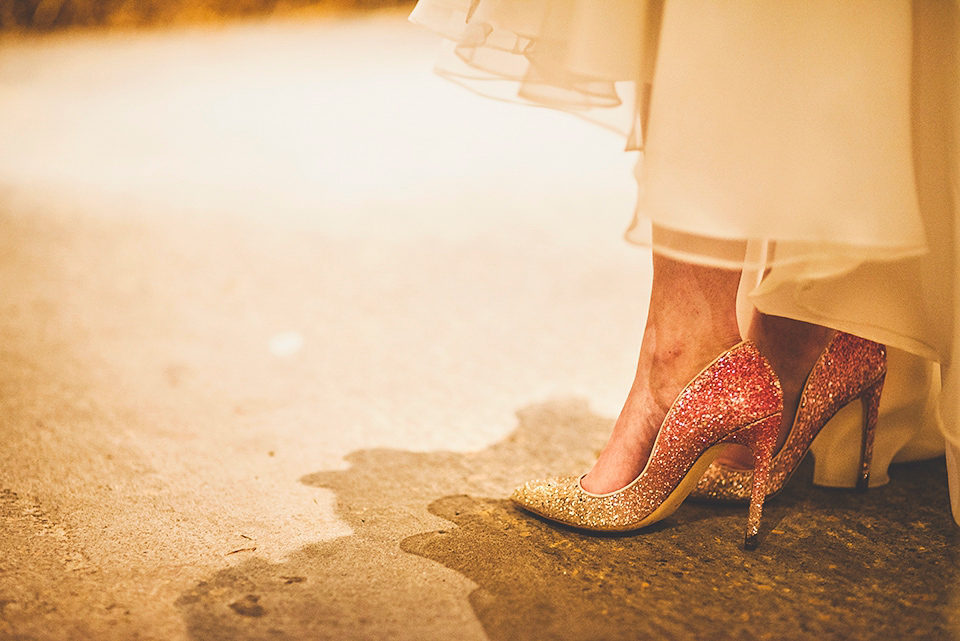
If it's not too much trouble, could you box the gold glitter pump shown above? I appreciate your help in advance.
[510,341,783,549]
[690,332,886,503]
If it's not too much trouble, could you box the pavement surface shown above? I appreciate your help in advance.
[0,9,957,641]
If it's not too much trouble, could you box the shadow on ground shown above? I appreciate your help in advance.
[176,399,960,641]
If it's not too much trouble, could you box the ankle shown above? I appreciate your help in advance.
[647,330,742,377]
[748,314,833,392]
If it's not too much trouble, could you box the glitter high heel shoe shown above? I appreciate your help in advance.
[510,341,783,549]
[691,332,886,502]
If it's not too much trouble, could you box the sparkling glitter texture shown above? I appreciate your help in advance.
[510,342,783,543]
[691,332,887,502]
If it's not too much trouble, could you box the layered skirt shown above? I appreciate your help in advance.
[410,0,960,523]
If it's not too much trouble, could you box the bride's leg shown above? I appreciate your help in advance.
[580,253,742,494]
[751,313,835,433]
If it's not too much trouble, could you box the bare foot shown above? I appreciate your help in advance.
[580,256,742,494]
[714,313,834,469]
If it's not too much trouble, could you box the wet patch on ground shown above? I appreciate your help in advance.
[175,399,609,641]
[176,399,959,640]
[403,459,958,641]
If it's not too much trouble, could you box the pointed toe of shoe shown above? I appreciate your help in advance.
[510,476,583,523]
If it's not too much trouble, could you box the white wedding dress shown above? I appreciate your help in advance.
[410,0,960,524]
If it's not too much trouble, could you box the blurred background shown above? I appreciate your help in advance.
[0,0,411,30]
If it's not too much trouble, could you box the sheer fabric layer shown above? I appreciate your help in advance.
[411,0,960,523]
[409,0,662,148]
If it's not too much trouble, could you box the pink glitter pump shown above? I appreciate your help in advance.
[510,341,783,550]
[690,332,886,503]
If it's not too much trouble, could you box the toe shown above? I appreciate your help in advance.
[510,476,581,520]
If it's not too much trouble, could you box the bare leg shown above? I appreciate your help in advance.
[715,312,835,469]
[581,253,742,494]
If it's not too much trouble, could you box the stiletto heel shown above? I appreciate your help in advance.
[510,341,783,546]
[691,332,887,502]
[856,373,884,492]
[726,413,780,549]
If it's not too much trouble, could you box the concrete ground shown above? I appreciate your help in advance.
[0,10,956,641]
